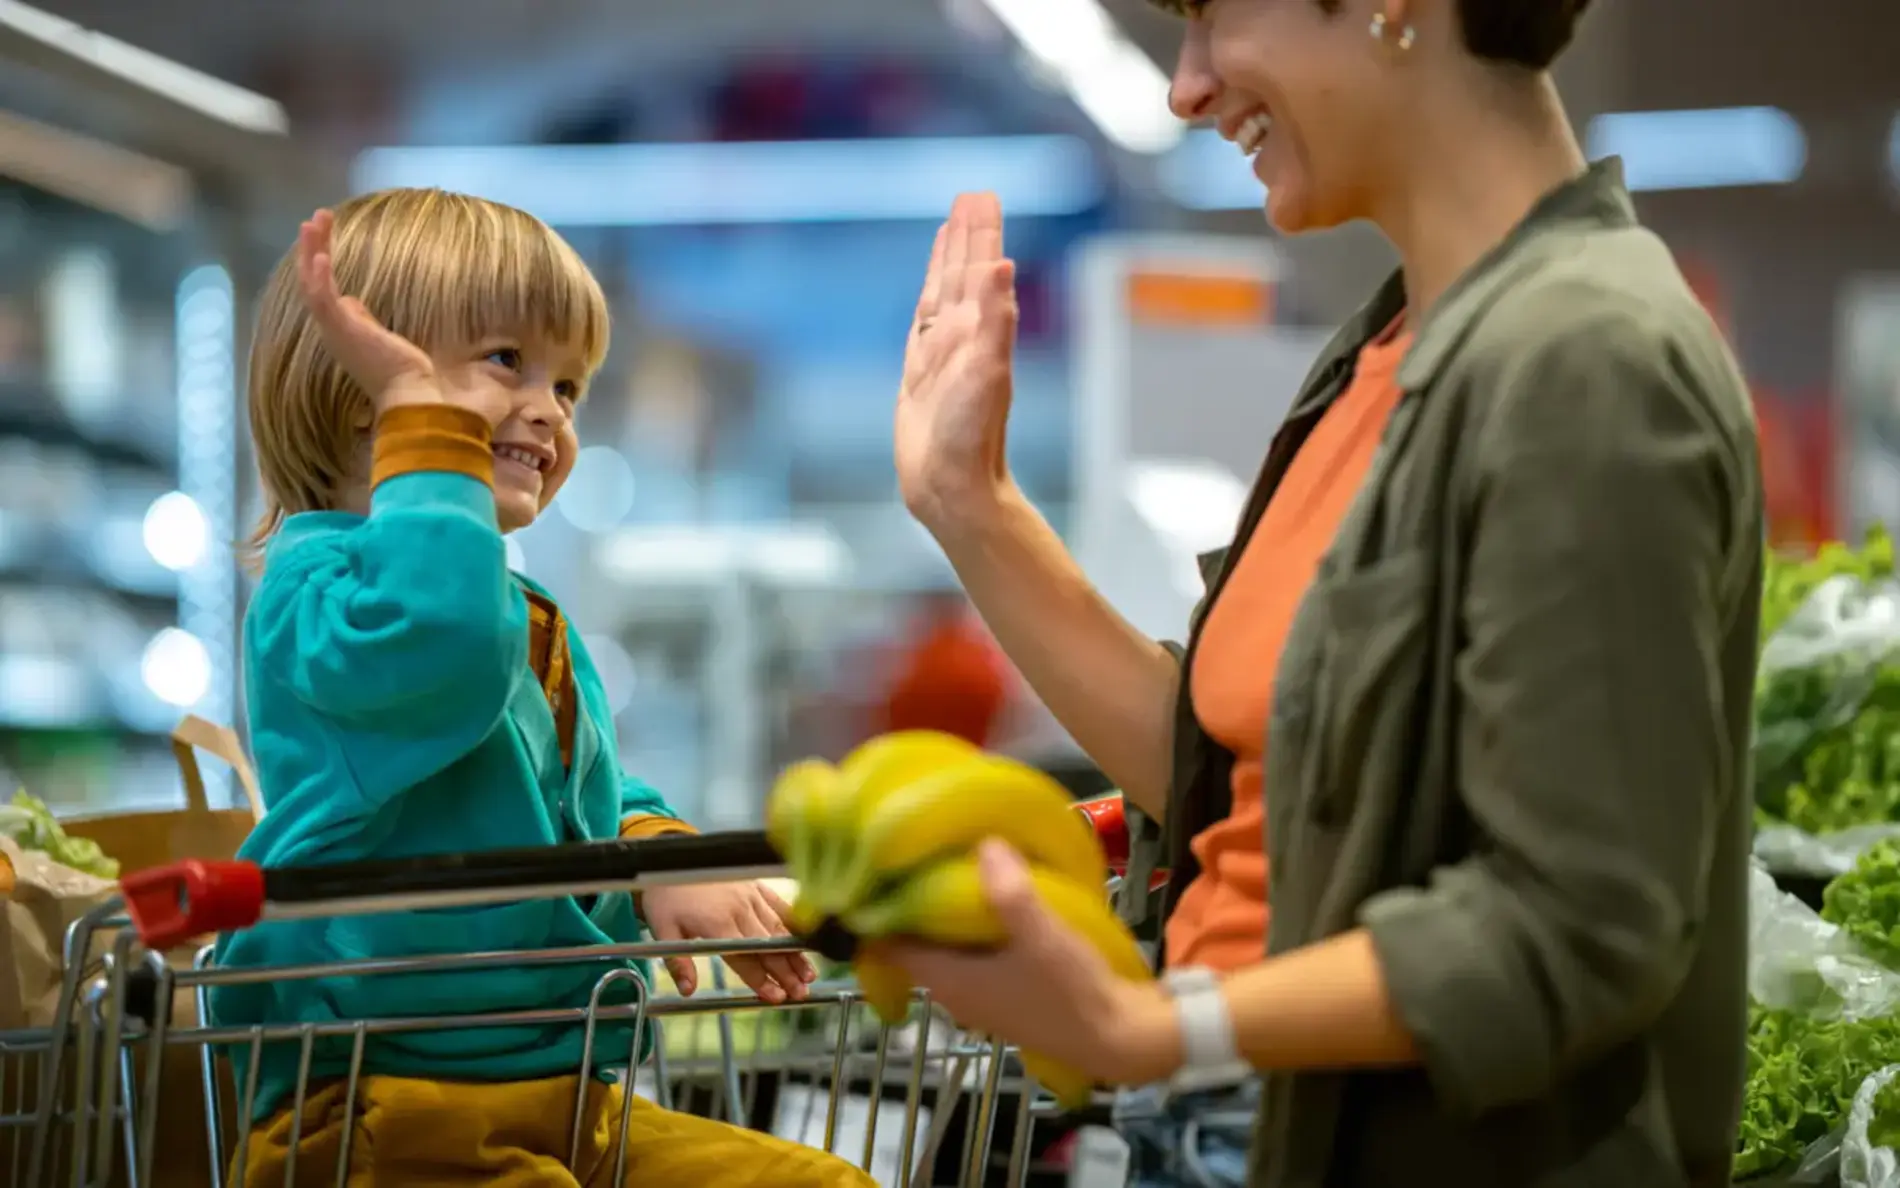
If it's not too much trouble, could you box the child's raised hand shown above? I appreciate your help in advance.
[640,880,818,1005]
[295,210,444,414]
[296,210,512,428]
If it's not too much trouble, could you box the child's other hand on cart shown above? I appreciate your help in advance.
[642,879,818,1004]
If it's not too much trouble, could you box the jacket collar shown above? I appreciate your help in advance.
[1311,157,1637,394]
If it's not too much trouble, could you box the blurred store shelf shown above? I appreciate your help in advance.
[0,5,323,812]
[0,375,172,472]
[0,1,343,225]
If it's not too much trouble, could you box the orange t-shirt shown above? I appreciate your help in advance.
[1164,325,1412,972]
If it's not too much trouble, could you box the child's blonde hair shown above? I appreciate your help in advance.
[245,188,611,559]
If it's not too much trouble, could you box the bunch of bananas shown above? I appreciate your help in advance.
[765,729,1152,1109]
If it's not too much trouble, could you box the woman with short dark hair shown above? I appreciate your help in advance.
[883,1,1761,1185]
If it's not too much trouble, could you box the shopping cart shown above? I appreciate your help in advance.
[3,799,1164,1188]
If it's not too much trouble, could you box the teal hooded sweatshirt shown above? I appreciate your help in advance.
[210,471,684,1122]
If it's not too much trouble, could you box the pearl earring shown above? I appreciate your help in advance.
[1369,11,1417,51]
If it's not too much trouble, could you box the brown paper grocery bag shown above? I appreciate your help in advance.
[0,843,221,1188]
[0,835,118,1030]
[1,716,261,1186]
[60,715,263,876]
[0,835,120,1182]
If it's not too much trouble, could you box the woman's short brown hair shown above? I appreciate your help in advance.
[1144,0,1593,70]
[1456,0,1592,70]
[245,188,610,560]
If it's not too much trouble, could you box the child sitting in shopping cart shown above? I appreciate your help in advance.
[211,190,871,1187]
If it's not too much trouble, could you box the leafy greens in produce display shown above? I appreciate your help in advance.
[1826,839,1900,971]
[1738,812,1900,1182]
[1755,529,1900,838]
[1763,532,1897,641]
[1737,1007,1900,1178]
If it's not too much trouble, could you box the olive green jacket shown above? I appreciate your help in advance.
[1158,160,1763,1188]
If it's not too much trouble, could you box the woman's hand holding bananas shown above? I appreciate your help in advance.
[871,838,1185,1099]
[765,730,1158,1108]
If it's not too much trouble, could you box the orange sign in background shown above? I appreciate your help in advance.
[1125,269,1274,328]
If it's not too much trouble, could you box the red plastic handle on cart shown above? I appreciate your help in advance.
[1074,796,1171,892]
[1075,796,1130,864]
[120,859,266,950]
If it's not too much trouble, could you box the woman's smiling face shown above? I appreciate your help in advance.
[1169,0,1416,234]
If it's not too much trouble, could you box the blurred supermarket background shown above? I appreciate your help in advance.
[0,0,1894,820]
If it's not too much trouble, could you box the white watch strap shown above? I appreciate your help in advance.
[1162,966,1252,1093]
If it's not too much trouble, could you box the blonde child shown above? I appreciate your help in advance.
[212,190,872,1187]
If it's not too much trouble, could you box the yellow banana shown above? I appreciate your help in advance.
[839,726,980,790]
[765,758,846,929]
[845,854,1150,1113]
[823,755,1107,917]
[769,734,977,924]
[1021,1051,1094,1111]
[851,952,915,1026]
[789,732,981,915]
[843,854,1147,974]
[836,730,981,814]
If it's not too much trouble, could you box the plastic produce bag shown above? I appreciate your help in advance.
[1738,865,1900,1181]
[1759,824,1900,883]
[1755,574,1900,875]
[1843,1064,1900,1188]
[1749,863,1900,1021]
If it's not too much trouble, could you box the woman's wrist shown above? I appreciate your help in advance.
[1112,978,1188,1085]
[911,476,1023,551]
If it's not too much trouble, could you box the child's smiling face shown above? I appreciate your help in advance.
[436,333,592,533]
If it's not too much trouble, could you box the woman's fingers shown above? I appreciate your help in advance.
[941,195,973,305]
[978,258,1020,354]
[966,191,1004,265]
[913,223,948,334]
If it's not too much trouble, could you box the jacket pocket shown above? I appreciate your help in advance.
[1309,548,1434,826]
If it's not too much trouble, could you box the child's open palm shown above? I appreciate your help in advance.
[294,209,508,424]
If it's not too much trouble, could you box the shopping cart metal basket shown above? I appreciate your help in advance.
[3,801,1163,1188]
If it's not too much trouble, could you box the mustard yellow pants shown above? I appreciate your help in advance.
[240,1074,877,1187]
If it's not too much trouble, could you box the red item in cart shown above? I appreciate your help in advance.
[875,593,1013,747]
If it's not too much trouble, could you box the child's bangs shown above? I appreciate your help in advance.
[358,194,610,370]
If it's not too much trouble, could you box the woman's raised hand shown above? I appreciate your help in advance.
[894,192,1021,534]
